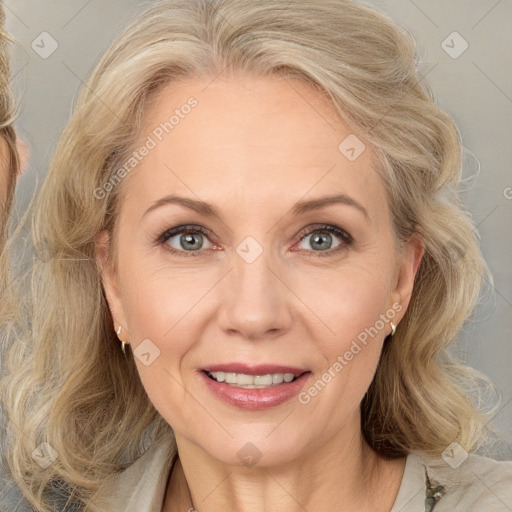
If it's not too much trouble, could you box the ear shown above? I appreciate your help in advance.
[388,232,425,320]
[95,229,128,338]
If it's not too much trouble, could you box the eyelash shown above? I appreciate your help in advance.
[156,223,354,258]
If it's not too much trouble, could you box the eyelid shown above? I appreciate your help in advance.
[156,224,213,245]
[296,223,353,243]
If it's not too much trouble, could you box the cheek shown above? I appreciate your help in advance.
[118,254,221,367]
[118,262,207,425]
[294,259,393,406]
[297,258,393,348]
[120,268,197,351]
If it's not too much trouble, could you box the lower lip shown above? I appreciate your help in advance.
[199,371,311,410]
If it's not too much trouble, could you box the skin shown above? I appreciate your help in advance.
[0,136,8,210]
[98,73,424,512]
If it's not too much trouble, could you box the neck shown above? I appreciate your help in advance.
[163,415,405,512]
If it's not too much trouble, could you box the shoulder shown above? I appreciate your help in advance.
[413,450,512,511]
[88,434,177,512]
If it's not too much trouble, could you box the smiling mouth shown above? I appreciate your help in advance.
[203,370,307,389]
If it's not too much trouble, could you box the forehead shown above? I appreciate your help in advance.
[121,73,388,224]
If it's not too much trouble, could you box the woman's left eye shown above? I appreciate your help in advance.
[294,224,353,256]
[157,224,353,257]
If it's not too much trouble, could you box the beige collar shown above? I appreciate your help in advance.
[89,434,177,512]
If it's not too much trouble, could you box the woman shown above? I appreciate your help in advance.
[1,1,511,511]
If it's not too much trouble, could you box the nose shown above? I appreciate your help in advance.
[217,243,293,342]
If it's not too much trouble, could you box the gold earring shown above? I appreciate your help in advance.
[116,325,127,354]
[390,321,397,336]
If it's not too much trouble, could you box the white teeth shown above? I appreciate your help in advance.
[272,373,284,384]
[207,371,300,388]
[237,373,254,385]
[225,372,237,384]
[254,375,273,386]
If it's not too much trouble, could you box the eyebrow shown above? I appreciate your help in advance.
[143,193,369,222]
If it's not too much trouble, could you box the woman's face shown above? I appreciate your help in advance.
[99,74,423,466]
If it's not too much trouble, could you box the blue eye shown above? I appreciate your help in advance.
[157,223,353,258]
[295,224,353,256]
[158,225,214,255]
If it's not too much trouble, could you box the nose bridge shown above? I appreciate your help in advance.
[234,238,273,301]
[219,235,290,339]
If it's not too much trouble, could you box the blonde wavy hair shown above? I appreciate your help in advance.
[0,0,500,510]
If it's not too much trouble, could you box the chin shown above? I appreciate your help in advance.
[196,429,307,468]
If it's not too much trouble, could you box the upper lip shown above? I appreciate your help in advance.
[202,363,309,376]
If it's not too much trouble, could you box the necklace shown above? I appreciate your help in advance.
[424,471,445,512]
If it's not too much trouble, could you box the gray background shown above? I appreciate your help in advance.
[4,0,512,450]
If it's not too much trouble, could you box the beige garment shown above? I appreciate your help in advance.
[89,436,512,512]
